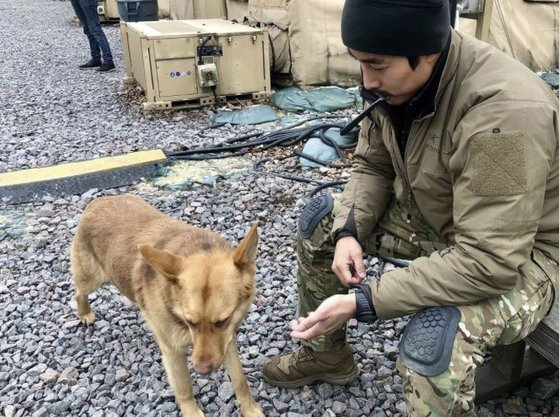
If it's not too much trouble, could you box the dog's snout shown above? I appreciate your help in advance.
[193,352,216,374]
[194,362,213,374]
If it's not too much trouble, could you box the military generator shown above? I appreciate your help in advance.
[120,19,271,111]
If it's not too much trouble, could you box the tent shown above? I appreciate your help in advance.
[157,0,559,87]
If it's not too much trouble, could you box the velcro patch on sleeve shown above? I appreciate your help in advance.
[470,131,527,196]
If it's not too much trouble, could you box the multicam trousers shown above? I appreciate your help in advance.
[297,194,558,417]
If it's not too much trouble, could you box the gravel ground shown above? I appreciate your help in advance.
[1,1,559,416]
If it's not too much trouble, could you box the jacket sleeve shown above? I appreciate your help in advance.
[371,102,558,319]
[331,113,396,245]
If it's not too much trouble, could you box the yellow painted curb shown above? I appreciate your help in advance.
[0,149,167,187]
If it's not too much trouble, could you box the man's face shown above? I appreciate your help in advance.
[349,48,440,105]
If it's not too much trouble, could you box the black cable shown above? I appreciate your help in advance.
[177,150,254,160]
[295,151,351,169]
[253,153,295,169]
[211,85,219,107]
[254,153,349,196]
[199,127,263,140]
[254,159,346,192]
[340,96,384,135]
[225,130,265,144]
[164,116,359,197]
[197,35,214,65]
[256,170,318,184]
[261,127,314,150]
[319,128,356,149]
[317,130,343,158]
[166,117,354,160]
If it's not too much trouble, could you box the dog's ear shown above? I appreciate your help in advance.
[138,244,184,281]
[233,222,259,269]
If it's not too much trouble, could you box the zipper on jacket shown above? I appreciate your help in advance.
[378,103,416,211]
[403,114,435,212]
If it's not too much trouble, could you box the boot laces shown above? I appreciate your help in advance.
[291,346,314,364]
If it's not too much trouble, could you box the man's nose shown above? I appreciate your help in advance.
[362,67,381,91]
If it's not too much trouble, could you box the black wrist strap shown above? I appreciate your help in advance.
[334,230,356,243]
[354,284,377,322]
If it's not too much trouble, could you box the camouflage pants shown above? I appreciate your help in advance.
[297,194,557,417]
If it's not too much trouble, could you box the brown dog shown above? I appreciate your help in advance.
[70,194,264,417]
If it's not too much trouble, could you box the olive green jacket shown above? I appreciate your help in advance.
[332,30,559,319]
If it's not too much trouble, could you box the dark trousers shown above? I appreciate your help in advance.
[70,0,113,64]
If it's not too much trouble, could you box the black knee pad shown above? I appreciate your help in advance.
[298,194,334,239]
[400,306,461,377]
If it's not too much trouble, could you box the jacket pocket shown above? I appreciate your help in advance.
[469,131,528,196]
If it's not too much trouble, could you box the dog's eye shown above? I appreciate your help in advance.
[214,318,229,328]
[185,319,198,329]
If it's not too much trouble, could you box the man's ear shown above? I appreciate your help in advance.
[138,244,184,281]
[423,52,441,65]
[233,222,259,270]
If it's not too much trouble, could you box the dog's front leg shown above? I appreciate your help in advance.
[224,340,264,417]
[159,346,204,417]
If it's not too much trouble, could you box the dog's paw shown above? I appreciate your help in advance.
[179,402,204,417]
[79,311,96,326]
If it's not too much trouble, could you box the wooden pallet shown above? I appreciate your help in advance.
[71,15,119,27]
[99,16,120,24]
[460,0,494,42]
[140,91,270,112]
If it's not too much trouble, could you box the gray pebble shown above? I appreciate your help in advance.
[218,381,234,402]
[31,407,48,417]
[57,367,79,385]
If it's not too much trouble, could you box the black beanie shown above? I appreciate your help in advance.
[341,0,451,56]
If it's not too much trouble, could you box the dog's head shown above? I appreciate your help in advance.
[138,222,259,374]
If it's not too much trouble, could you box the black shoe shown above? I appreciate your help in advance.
[95,63,115,73]
[79,60,101,69]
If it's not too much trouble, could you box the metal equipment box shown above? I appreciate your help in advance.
[97,0,120,22]
[458,0,486,15]
[120,19,271,111]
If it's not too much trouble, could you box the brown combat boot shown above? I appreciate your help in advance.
[262,344,359,388]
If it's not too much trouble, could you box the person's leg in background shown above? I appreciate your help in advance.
[70,0,102,68]
[77,0,114,70]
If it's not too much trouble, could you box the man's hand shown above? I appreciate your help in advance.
[332,236,366,287]
[290,294,357,340]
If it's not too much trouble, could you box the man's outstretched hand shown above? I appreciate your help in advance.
[290,294,357,340]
